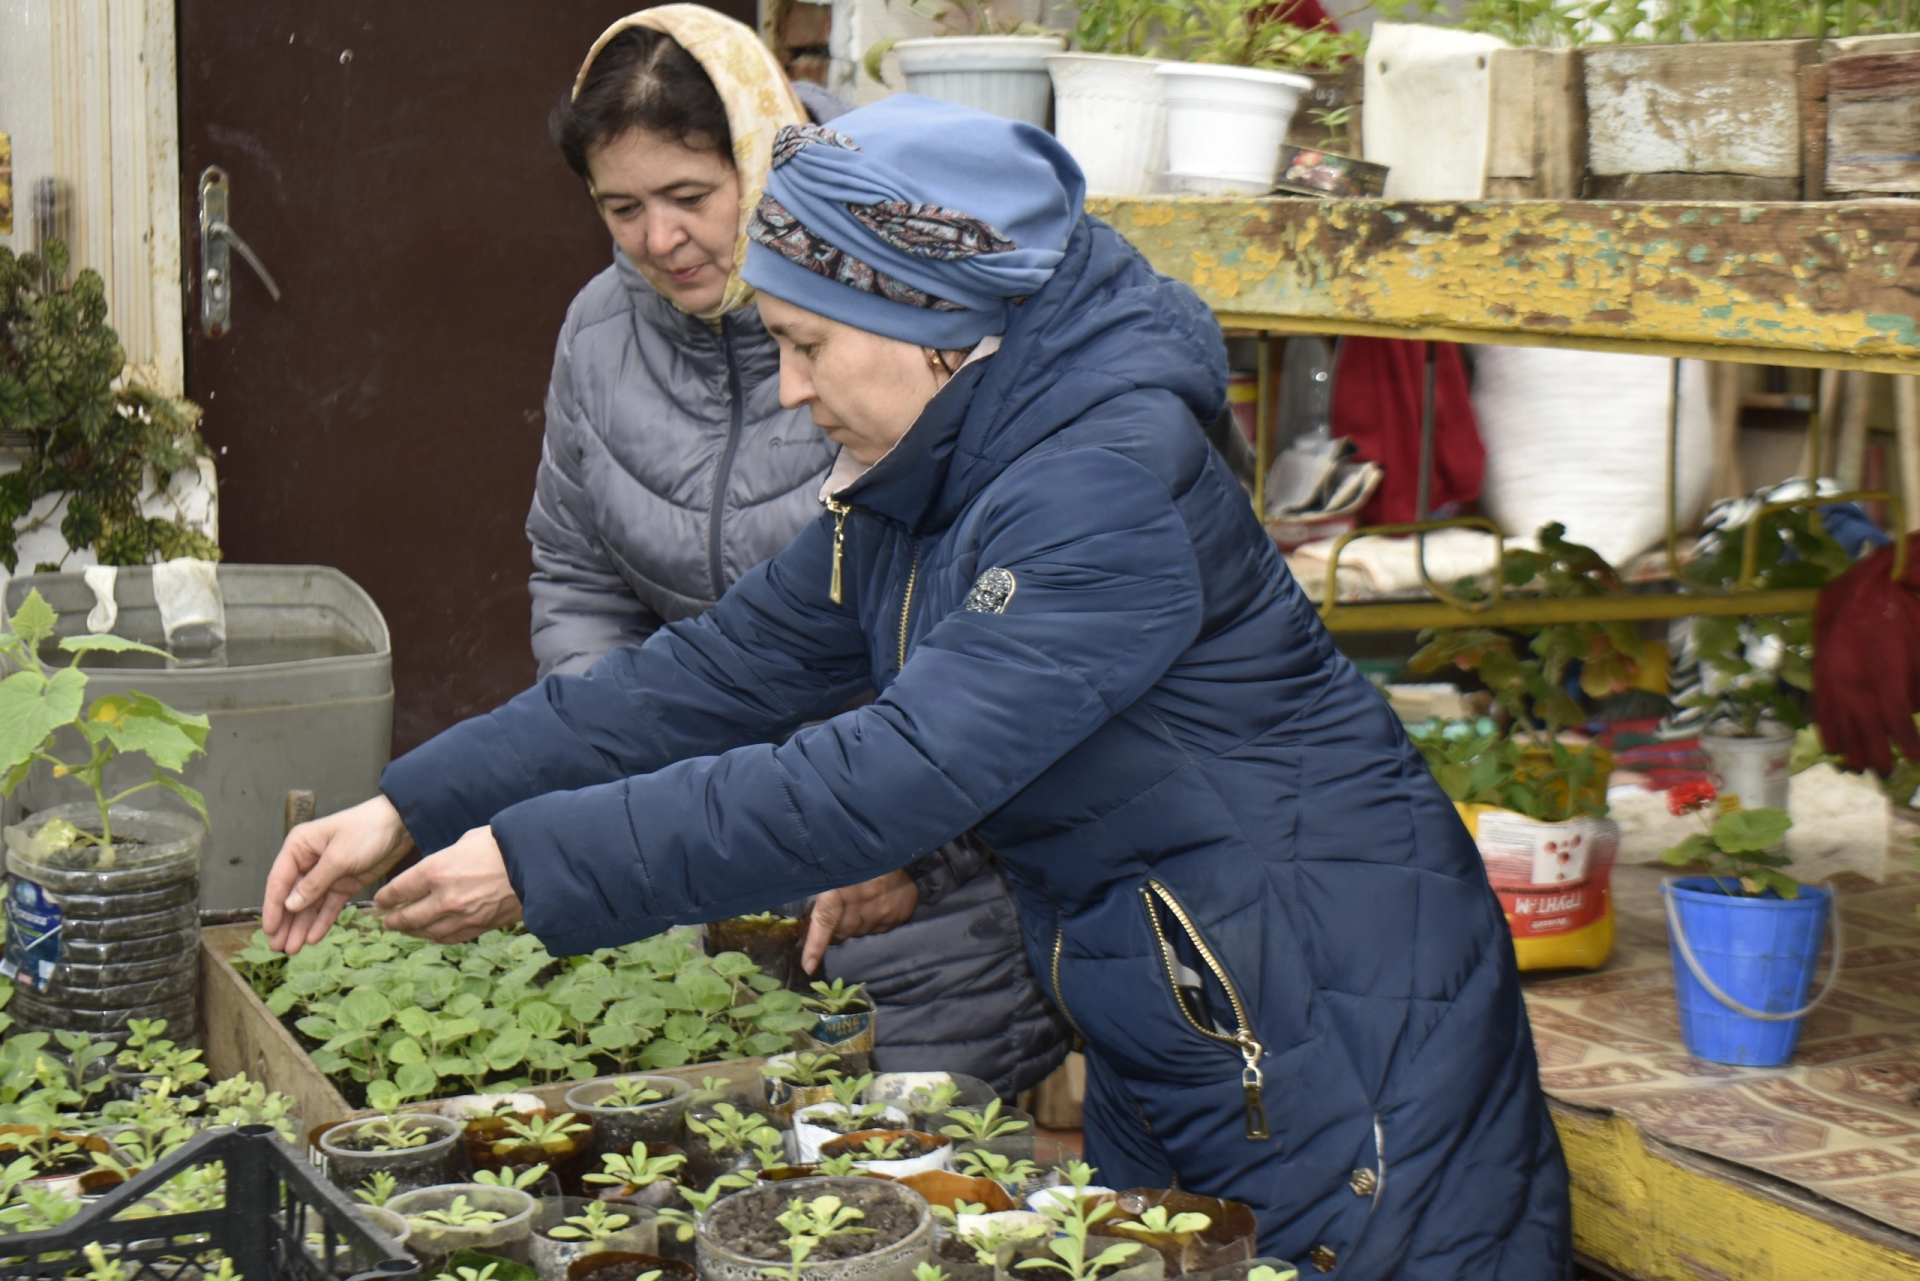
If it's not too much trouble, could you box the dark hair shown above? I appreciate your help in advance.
[554,27,734,179]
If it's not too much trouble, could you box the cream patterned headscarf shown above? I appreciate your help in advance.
[574,5,807,320]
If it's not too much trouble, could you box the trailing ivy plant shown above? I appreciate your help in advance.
[0,241,217,572]
[233,911,815,1108]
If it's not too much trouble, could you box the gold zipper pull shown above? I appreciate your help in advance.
[825,498,850,605]
[1238,1032,1271,1141]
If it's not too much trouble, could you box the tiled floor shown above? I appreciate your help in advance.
[1526,863,1920,1238]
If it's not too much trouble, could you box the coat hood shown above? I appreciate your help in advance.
[842,214,1229,533]
[574,5,805,320]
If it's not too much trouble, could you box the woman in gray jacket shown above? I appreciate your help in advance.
[526,6,1065,1096]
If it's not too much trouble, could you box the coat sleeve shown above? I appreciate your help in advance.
[383,510,877,857]
[527,322,664,679]
[486,441,1207,956]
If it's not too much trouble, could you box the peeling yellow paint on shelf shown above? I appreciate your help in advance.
[1088,197,1920,372]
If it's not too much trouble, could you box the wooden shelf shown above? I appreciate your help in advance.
[1088,196,1920,374]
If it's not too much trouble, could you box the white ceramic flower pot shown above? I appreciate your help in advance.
[1045,53,1167,196]
[1154,62,1314,194]
[897,35,1068,128]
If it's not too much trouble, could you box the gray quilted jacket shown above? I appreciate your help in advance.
[526,247,1067,1097]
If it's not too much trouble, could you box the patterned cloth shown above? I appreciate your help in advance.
[742,95,1084,347]
[1528,850,1920,1238]
[571,5,806,321]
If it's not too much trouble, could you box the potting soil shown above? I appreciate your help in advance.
[707,1180,921,1261]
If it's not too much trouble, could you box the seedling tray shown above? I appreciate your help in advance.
[0,1124,415,1281]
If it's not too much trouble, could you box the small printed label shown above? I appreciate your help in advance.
[1497,881,1608,938]
[1473,812,1616,888]
[3,877,63,992]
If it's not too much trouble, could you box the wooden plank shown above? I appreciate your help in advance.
[1318,588,1825,634]
[1583,40,1816,181]
[1897,375,1920,534]
[1827,51,1920,194]
[1089,197,1920,372]
[1584,173,1801,200]
[199,922,354,1142]
[1802,62,1830,200]
[1553,1103,1920,1279]
[1486,47,1584,200]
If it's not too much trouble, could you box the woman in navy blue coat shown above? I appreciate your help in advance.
[264,95,1571,1278]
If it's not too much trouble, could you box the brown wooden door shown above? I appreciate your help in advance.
[178,0,755,752]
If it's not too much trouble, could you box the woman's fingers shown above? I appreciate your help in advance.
[374,827,522,944]
[800,872,920,973]
[262,796,415,954]
[802,891,846,974]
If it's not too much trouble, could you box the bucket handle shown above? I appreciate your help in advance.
[1661,878,1843,1022]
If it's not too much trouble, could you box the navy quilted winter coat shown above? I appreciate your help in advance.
[382,215,1571,1278]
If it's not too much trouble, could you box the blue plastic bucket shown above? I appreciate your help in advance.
[1662,877,1831,1066]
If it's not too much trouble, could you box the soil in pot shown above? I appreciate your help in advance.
[793,1104,908,1164]
[702,1175,926,1264]
[569,1252,696,1281]
[706,903,811,993]
[319,1113,467,1196]
[934,1232,1000,1281]
[566,1075,691,1158]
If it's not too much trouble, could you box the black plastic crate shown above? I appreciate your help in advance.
[0,1125,416,1281]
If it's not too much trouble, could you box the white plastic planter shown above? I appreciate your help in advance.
[897,35,1068,127]
[1702,723,1795,812]
[1155,62,1313,194]
[792,1103,908,1163]
[1045,54,1167,196]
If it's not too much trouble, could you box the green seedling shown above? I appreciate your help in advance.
[549,1198,633,1241]
[688,1102,773,1155]
[475,1161,551,1190]
[1113,1206,1212,1237]
[776,1194,877,1281]
[733,911,799,924]
[1246,1268,1298,1281]
[601,1077,667,1108]
[752,1125,792,1171]
[658,1173,755,1243]
[81,1244,129,1281]
[201,1073,296,1137]
[0,589,211,847]
[955,1149,1040,1185]
[354,1170,399,1207]
[853,1135,909,1162]
[915,1265,950,1281]
[956,1215,1048,1267]
[354,1114,432,1153]
[586,1144,687,1189]
[941,1100,1029,1144]
[763,1052,840,1086]
[408,1194,507,1228]
[1018,1162,1141,1281]
[431,1264,502,1281]
[816,1152,862,1177]
[929,1199,989,1227]
[494,1111,590,1155]
[0,1121,81,1171]
[907,1080,963,1116]
[803,979,870,1014]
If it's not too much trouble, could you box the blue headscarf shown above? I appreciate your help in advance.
[742,94,1086,348]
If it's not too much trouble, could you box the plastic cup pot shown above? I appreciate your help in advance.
[696,1174,933,1281]
[792,1104,908,1164]
[762,1053,842,1127]
[530,1195,660,1280]
[818,1130,954,1178]
[594,1141,688,1207]
[1093,1190,1260,1275]
[317,1114,468,1198]
[939,1103,1037,1164]
[705,901,812,993]
[465,1108,597,1196]
[566,1076,692,1159]
[305,1203,409,1268]
[868,1073,997,1133]
[568,1252,697,1281]
[389,1183,538,1268]
[0,1126,118,1202]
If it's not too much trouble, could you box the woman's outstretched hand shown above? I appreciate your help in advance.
[262,795,416,954]
[802,870,920,974]
[373,826,524,944]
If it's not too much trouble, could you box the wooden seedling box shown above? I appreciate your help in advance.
[1486,46,1585,200]
[1582,39,1816,199]
[198,922,766,1140]
[1826,50,1920,194]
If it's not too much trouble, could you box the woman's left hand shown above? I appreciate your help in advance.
[374,826,524,943]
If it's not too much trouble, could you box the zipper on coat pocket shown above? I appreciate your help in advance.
[896,544,919,671]
[1142,880,1271,1142]
[825,497,851,605]
[1050,925,1086,1053]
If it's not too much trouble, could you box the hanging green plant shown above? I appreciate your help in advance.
[0,240,218,573]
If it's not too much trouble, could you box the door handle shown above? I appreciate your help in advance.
[198,166,281,337]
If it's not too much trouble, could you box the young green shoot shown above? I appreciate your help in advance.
[408,1194,507,1227]
[908,1080,963,1116]
[474,1162,551,1191]
[929,1199,989,1228]
[1018,1163,1140,1281]
[658,1173,755,1242]
[431,1264,503,1281]
[940,1100,1029,1144]
[355,1115,432,1153]
[763,1052,841,1086]
[816,1152,863,1177]
[548,1199,633,1241]
[354,1170,399,1207]
[776,1194,877,1281]
[955,1149,1041,1186]
[494,1111,590,1155]
[804,979,870,1014]
[601,1077,667,1108]
[586,1144,687,1189]
[1246,1268,1298,1281]
[1113,1206,1212,1237]
[688,1102,773,1155]
[854,1135,909,1162]
[752,1125,793,1171]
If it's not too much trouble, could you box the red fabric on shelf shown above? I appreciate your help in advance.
[1268,0,1336,28]
[1332,338,1486,526]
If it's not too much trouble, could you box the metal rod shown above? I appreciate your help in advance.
[1666,358,1682,577]
[1321,588,1828,633]
[1254,335,1274,517]
[1414,341,1440,598]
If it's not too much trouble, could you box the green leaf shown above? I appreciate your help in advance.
[153,773,209,827]
[518,1001,563,1039]
[484,1027,532,1071]
[395,1062,438,1098]
[58,634,170,659]
[338,987,393,1032]
[637,1038,691,1069]
[1712,808,1793,854]
[8,590,56,651]
[387,1037,425,1066]
[105,694,208,771]
[0,667,77,773]
[1660,834,1716,867]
